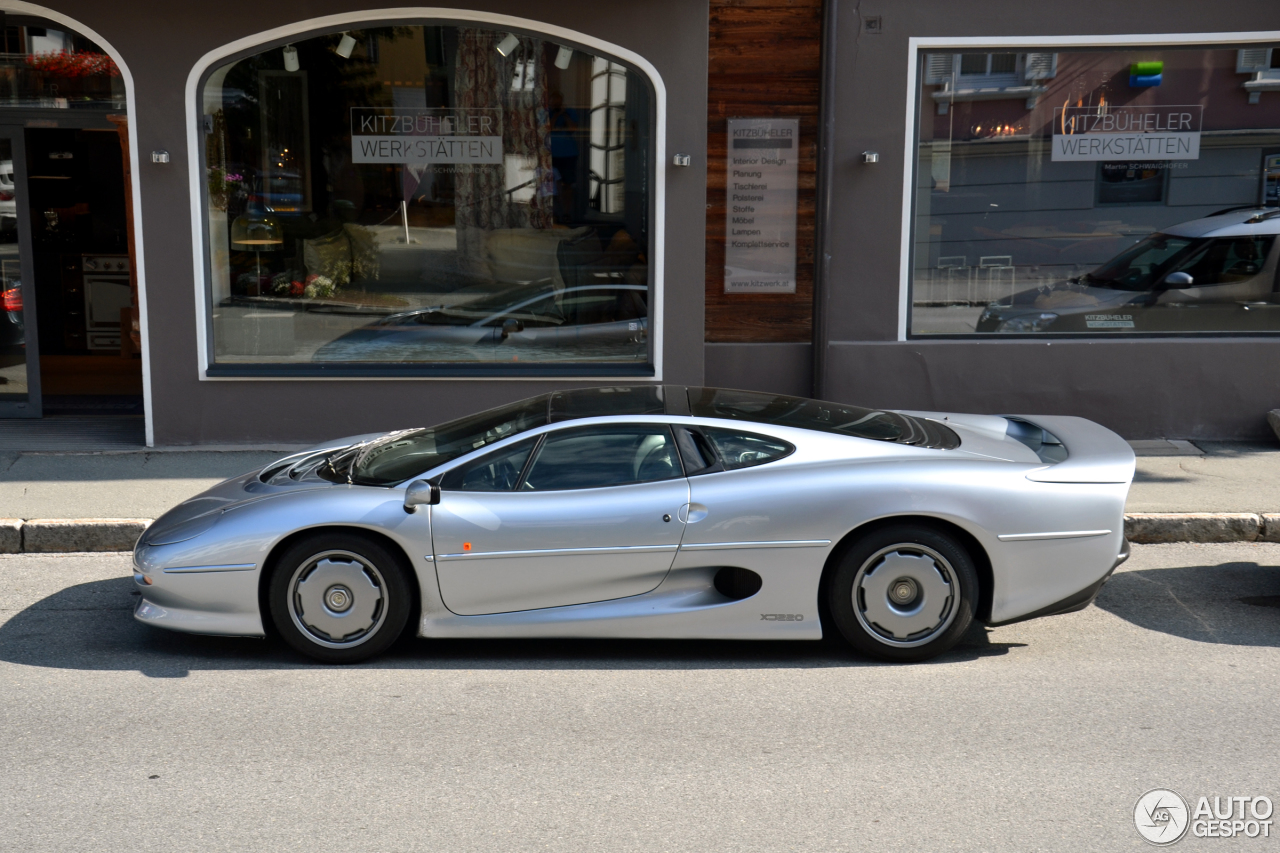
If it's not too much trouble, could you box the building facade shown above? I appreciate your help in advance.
[0,0,1276,444]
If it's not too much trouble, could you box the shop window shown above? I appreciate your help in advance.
[1096,162,1167,206]
[199,22,655,375]
[911,44,1280,337]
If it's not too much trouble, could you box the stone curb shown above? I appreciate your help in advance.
[1125,513,1270,544]
[16,519,153,553]
[0,515,1279,553]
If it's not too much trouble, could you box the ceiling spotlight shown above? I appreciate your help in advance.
[282,45,299,72]
[495,33,520,57]
[554,46,573,70]
[336,32,357,59]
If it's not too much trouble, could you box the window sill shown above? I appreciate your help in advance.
[204,362,657,379]
[932,84,1049,115]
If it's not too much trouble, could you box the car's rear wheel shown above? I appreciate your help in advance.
[827,523,977,662]
[268,532,412,663]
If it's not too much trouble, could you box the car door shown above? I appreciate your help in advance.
[1146,235,1278,331]
[431,423,689,615]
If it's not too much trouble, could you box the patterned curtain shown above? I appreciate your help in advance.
[454,29,554,276]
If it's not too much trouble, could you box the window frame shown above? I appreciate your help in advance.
[902,33,1280,342]
[188,12,666,380]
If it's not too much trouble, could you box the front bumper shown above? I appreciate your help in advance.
[132,545,265,637]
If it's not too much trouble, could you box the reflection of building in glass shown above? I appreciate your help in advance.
[912,47,1280,335]
[201,24,655,370]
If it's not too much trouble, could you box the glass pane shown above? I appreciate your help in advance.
[348,394,550,486]
[0,20,125,109]
[203,25,654,369]
[0,138,30,406]
[702,427,793,470]
[913,45,1280,335]
[440,435,537,491]
[959,54,989,75]
[522,426,680,490]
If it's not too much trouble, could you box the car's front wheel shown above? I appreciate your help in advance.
[827,523,977,662]
[268,532,413,663]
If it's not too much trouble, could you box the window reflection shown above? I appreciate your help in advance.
[203,24,653,369]
[913,46,1280,335]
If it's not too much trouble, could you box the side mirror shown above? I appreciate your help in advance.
[501,318,525,339]
[1163,271,1194,287]
[404,480,440,513]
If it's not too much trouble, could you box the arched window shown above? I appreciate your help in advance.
[199,21,655,375]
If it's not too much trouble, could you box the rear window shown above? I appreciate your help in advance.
[687,388,959,449]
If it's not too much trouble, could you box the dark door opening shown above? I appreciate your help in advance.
[25,126,141,417]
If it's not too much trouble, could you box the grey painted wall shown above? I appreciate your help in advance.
[39,0,708,444]
[819,0,1280,439]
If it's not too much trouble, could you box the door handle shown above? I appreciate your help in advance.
[678,503,708,524]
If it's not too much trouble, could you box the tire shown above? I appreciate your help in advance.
[826,523,978,662]
[268,532,413,663]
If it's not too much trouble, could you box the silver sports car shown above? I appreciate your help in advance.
[132,386,1134,663]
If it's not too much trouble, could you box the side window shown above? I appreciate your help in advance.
[1170,236,1275,286]
[703,427,793,471]
[521,425,681,491]
[440,437,538,492]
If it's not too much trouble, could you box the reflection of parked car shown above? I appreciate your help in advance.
[0,160,15,232]
[976,207,1280,333]
[0,283,24,365]
[314,283,648,362]
[132,385,1133,663]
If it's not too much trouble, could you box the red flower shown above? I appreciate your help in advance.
[290,281,304,296]
[26,51,121,79]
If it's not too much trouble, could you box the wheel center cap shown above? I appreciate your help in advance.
[325,585,353,612]
[890,578,918,605]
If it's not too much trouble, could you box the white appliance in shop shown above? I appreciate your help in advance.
[83,254,131,351]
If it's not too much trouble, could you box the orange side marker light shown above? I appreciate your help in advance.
[463,542,472,551]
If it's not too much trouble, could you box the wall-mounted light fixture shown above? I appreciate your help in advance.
[495,33,520,57]
[336,32,357,59]
[673,153,691,167]
[282,45,299,72]
[862,151,880,163]
[151,150,170,164]
[554,46,573,70]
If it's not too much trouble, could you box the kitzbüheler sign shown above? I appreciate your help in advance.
[724,117,800,294]
[1052,105,1203,161]
[350,108,503,164]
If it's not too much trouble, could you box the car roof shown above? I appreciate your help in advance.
[1163,207,1280,239]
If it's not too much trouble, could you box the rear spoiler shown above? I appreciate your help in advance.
[1007,415,1135,484]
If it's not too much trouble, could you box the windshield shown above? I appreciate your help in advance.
[341,396,551,486]
[1082,232,1196,291]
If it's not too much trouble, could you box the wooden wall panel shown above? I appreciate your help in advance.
[705,0,822,343]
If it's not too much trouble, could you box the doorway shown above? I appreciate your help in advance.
[25,125,141,416]
[0,12,138,433]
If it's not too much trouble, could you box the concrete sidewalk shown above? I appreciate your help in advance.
[0,439,1279,550]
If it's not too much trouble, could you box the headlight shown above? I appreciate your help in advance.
[997,312,1058,333]
[143,511,221,546]
[978,306,1001,324]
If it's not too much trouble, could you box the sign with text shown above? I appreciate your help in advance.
[724,117,799,294]
[1051,105,1203,161]
[350,108,503,164]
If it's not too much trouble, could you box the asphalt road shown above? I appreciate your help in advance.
[1,544,1278,852]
